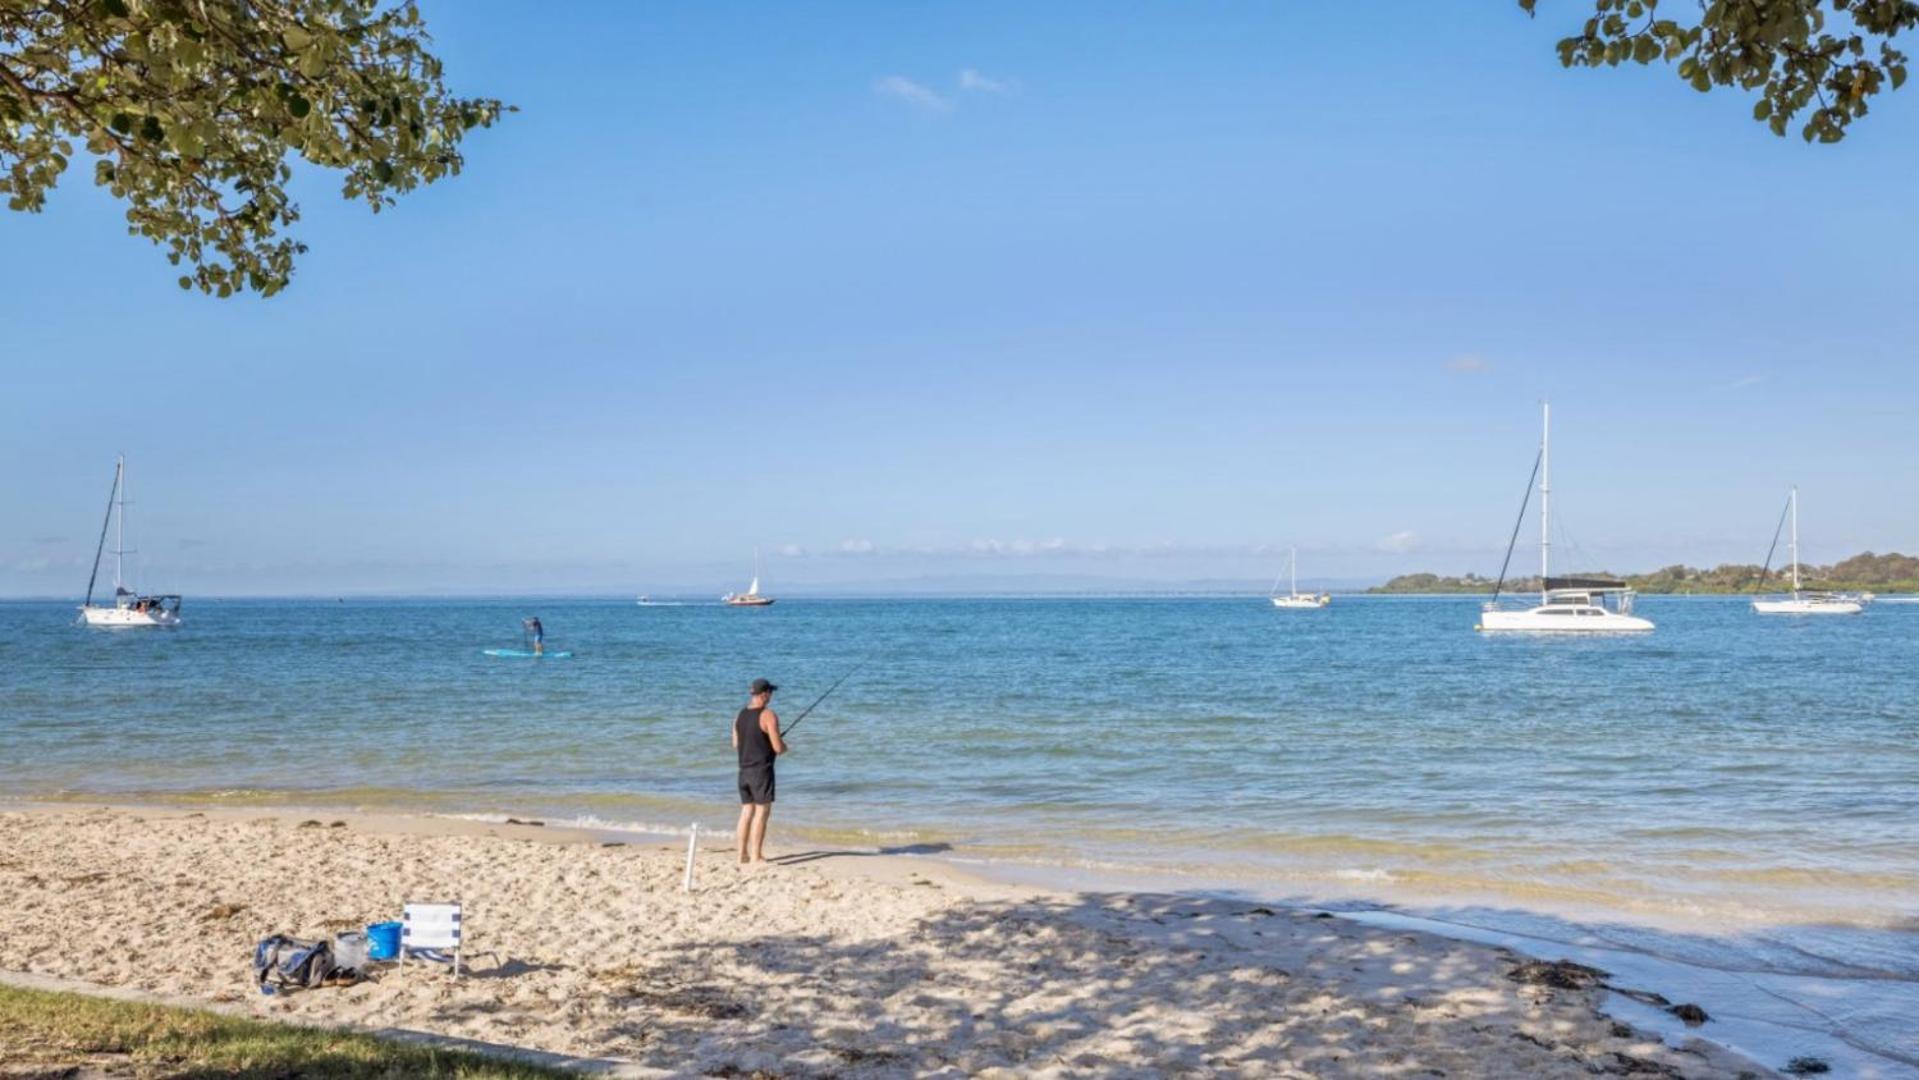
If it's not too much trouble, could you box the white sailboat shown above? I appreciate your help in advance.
[1753,488,1864,615]
[79,455,182,628]
[1270,547,1330,609]
[1477,404,1653,633]
[722,548,776,607]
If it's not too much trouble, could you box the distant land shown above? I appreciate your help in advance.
[1371,552,1919,595]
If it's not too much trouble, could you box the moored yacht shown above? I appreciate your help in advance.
[1476,404,1653,634]
[78,456,182,628]
[1270,547,1330,609]
[1753,488,1864,615]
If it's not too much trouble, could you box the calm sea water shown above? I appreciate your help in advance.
[3,596,1915,1069]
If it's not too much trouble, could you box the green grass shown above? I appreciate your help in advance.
[0,983,579,1078]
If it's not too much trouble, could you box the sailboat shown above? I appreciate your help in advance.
[79,455,182,628]
[1477,404,1653,633]
[1270,547,1330,608]
[1753,488,1864,615]
[722,548,776,607]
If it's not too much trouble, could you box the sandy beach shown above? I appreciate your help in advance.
[0,806,1772,1077]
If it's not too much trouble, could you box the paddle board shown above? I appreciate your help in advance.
[483,648,573,659]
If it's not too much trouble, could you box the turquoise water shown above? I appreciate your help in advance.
[4,596,1915,1069]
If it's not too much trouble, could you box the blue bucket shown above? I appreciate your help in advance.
[366,921,403,961]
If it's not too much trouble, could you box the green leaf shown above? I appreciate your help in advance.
[282,26,314,52]
[1894,65,1909,89]
[372,159,394,183]
[1753,98,1772,119]
[288,94,311,119]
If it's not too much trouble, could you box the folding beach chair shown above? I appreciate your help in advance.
[399,901,465,977]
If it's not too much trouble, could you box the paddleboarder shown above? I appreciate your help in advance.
[732,677,787,864]
[523,616,544,656]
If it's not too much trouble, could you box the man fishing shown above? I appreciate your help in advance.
[732,677,787,864]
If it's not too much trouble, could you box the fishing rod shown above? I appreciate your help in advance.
[780,665,861,737]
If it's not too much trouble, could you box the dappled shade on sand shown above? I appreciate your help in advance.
[0,809,1761,1077]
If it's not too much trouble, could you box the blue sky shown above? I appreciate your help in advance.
[4,2,1916,595]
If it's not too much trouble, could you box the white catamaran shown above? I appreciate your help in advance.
[1270,547,1330,609]
[79,455,182,628]
[722,548,776,607]
[1477,404,1653,633]
[1752,487,1864,615]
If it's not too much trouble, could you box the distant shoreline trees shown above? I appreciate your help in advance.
[1370,551,1919,594]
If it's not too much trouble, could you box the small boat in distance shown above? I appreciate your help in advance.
[722,548,776,607]
[79,455,182,628]
[1270,547,1330,609]
[1477,404,1653,633]
[1753,487,1864,615]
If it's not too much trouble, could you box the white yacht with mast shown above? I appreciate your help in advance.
[1753,488,1864,615]
[1477,404,1653,633]
[722,547,776,606]
[79,455,182,628]
[1270,547,1330,608]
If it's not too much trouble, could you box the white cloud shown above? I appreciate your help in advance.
[873,75,952,113]
[776,544,806,558]
[958,68,1014,95]
[1446,355,1491,375]
[838,538,876,555]
[1376,530,1421,554]
[1729,374,1767,389]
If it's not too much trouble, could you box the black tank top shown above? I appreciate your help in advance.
[735,707,775,768]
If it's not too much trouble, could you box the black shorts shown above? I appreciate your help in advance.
[738,765,775,805]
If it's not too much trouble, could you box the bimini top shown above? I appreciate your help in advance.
[1545,576,1629,592]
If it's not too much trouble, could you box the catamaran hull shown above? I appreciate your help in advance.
[1753,599,1862,615]
[1477,610,1653,633]
[80,606,180,628]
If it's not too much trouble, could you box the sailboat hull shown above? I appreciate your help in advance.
[1477,608,1653,633]
[1753,597,1862,615]
[724,596,776,607]
[80,605,180,628]
[1271,596,1329,609]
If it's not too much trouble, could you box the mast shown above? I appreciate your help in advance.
[1789,486,1800,594]
[749,547,761,596]
[114,456,126,592]
[83,457,121,608]
[1290,546,1297,597]
[1539,402,1551,604]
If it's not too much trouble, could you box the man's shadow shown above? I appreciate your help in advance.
[768,843,954,866]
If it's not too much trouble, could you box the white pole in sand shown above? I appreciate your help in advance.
[682,822,699,892]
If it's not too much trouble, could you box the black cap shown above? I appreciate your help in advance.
[750,678,777,695]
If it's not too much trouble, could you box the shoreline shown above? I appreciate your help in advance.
[0,801,1808,1077]
[8,794,1913,1075]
